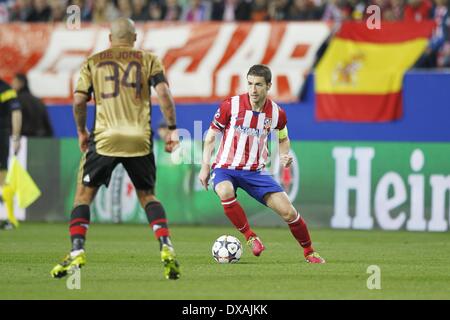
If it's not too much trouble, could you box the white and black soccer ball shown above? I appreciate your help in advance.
[212,235,242,263]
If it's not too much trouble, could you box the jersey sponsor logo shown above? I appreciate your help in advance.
[233,125,265,138]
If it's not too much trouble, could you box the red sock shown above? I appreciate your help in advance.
[221,197,255,240]
[288,211,314,256]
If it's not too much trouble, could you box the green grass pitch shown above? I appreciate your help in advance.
[1,223,450,299]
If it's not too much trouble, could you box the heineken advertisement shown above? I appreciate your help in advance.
[26,139,450,232]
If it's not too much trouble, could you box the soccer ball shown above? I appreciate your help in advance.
[212,235,243,263]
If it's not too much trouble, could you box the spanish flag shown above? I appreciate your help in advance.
[315,21,435,122]
[3,157,41,227]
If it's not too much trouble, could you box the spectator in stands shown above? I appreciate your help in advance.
[404,0,432,21]
[250,0,270,21]
[343,0,366,21]
[0,0,10,22]
[9,0,33,22]
[163,0,182,21]
[181,0,211,21]
[384,0,405,21]
[211,0,252,21]
[368,0,392,20]
[439,42,450,67]
[117,0,132,18]
[287,0,322,20]
[148,0,164,20]
[28,0,51,21]
[11,74,53,137]
[432,0,450,41]
[70,0,92,21]
[92,0,119,23]
[321,0,345,23]
[415,0,449,67]
[269,0,290,20]
[49,0,66,22]
[131,0,149,21]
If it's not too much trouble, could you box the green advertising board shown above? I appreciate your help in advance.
[27,138,450,232]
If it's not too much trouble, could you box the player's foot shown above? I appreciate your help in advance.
[50,250,86,278]
[0,220,16,230]
[160,244,180,280]
[247,236,265,257]
[305,252,325,264]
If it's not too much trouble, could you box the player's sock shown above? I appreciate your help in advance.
[221,197,256,241]
[69,205,90,251]
[287,210,314,257]
[145,201,172,250]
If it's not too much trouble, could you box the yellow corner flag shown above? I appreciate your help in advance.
[3,157,41,227]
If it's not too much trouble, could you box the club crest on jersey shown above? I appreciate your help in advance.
[264,118,272,130]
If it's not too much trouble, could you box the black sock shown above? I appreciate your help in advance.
[145,201,171,250]
[69,205,90,251]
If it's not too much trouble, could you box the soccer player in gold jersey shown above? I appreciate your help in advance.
[51,18,180,280]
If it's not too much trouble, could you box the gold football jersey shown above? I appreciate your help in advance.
[75,47,165,157]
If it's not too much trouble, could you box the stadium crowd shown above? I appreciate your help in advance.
[0,0,449,67]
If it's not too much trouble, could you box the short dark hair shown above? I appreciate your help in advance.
[247,64,272,84]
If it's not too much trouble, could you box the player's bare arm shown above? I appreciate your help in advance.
[199,128,217,190]
[73,92,89,152]
[278,127,293,168]
[11,109,22,155]
[154,81,178,153]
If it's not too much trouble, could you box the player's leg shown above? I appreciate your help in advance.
[135,190,173,251]
[0,131,8,189]
[0,169,13,230]
[264,192,325,264]
[0,133,17,229]
[50,183,98,278]
[212,169,262,256]
[51,150,115,278]
[123,154,180,280]
[69,184,98,252]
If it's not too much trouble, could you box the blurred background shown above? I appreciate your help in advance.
[0,0,449,232]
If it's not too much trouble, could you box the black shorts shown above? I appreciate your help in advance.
[0,131,9,170]
[78,148,156,191]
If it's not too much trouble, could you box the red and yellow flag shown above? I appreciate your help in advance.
[315,21,435,122]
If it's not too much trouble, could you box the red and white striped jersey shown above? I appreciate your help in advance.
[210,93,287,171]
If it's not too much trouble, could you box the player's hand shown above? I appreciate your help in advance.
[280,153,293,168]
[165,129,180,153]
[78,128,89,153]
[198,165,211,190]
[12,136,21,155]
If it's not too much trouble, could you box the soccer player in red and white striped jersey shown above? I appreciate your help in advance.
[199,65,325,264]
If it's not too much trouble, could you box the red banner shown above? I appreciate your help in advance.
[0,22,330,104]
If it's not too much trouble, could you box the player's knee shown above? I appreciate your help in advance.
[282,208,297,222]
[215,183,235,200]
